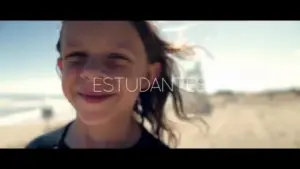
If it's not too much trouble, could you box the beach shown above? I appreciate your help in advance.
[0,121,66,148]
[1,91,300,148]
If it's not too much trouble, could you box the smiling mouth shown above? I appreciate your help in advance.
[78,92,115,103]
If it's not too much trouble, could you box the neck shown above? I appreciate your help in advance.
[66,114,141,148]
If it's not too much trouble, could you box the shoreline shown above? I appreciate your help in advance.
[1,120,70,148]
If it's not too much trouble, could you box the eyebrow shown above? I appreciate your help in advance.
[115,40,142,54]
[115,41,133,50]
[61,38,139,59]
[114,41,139,58]
[64,39,83,48]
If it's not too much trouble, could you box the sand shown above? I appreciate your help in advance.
[1,92,300,148]
[0,121,68,148]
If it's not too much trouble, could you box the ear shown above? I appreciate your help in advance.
[57,58,63,71]
[141,63,161,90]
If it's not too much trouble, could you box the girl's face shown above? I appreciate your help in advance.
[58,21,159,125]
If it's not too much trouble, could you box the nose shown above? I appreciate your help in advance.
[79,57,107,82]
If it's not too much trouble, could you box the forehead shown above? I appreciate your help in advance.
[61,21,143,50]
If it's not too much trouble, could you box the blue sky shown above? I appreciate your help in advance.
[0,21,299,94]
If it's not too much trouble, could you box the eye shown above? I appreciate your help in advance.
[107,53,131,63]
[63,51,88,61]
[62,51,88,67]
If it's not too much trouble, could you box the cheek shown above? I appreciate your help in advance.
[126,78,140,92]
[118,78,140,102]
[61,70,78,97]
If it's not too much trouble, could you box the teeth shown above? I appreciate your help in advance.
[85,94,104,97]
[79,93,111,97]
[86,95,100,97]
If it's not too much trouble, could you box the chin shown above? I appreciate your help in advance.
[75,106,118,126]
[77,113,111,126]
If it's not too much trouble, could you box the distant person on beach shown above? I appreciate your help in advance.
[26,21,203,149]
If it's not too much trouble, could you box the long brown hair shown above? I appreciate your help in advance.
[56,21,204,147]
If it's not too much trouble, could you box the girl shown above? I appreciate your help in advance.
[26,21,199,149]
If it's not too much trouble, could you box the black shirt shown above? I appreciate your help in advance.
[25,122,169,149]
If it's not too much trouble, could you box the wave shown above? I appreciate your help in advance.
[0,95,75,126]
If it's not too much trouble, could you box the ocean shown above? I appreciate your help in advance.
[0,94,76,126]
